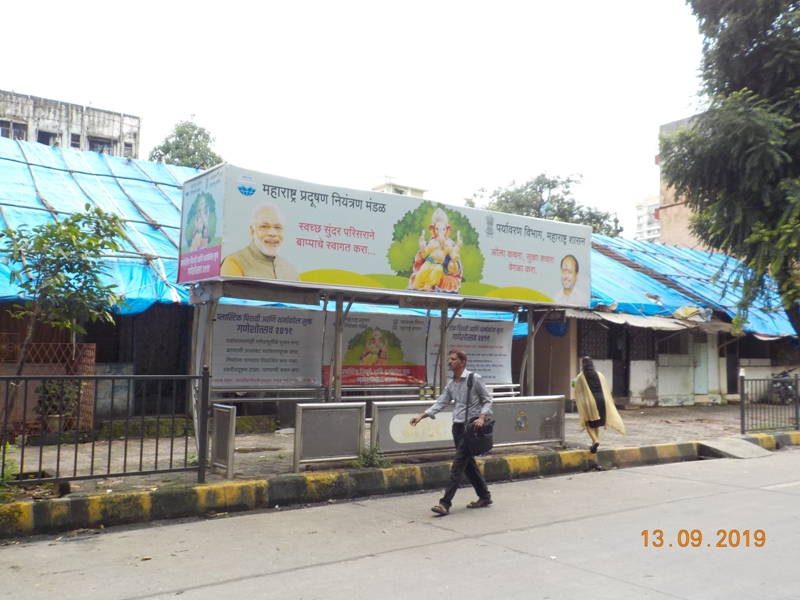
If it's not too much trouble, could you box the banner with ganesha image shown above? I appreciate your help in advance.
[179,164,592,307]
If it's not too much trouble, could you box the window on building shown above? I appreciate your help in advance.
[88,137,113,155]
[656,330,693,366]
[1,121,27,140]
[738,335,770,366]
[70,134,81,149]
[629,328,655,361]
[11,123,26,140]
[37,131,59,146]
[123,143,133,158]
[578,320,611,359]
[393,187,405,195]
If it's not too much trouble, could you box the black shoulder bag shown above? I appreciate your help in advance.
[464,372,495,456]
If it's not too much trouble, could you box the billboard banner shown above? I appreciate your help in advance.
[426,319,514,384]
[179,164,592,306]
[212,305,324,388]
[179,166,226,281]
[322,313,429,386]
[212,304,514,388]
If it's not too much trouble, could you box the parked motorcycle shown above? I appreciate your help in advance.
[770,369,796,405]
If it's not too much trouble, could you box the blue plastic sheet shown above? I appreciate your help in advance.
[0,137,197,314]
[589,249,701,317]
[594,235,795,337]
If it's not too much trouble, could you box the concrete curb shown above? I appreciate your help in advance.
[0,434,793,539]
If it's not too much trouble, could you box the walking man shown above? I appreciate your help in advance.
[410,349,493,515]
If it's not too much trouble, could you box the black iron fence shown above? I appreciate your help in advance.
[1,369,210,485]
[740,375,800,433]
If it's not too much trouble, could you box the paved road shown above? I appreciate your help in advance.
[4,445,799,600]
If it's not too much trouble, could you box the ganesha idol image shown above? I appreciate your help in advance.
[407,208,463,293]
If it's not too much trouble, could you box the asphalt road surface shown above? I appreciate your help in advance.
[4,447,800,600]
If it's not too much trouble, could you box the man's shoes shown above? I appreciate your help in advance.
[466,498,493,509]
[431,504,449,516]
[590,442,599,454]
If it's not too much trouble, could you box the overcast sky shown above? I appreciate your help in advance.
[4,1,705,237]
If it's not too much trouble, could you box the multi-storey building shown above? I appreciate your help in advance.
[371,178,426,198]
[0,89,141,158]
[656,116,707,248]
[634,194,660,242]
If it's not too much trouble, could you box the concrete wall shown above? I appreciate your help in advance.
[595,359,613,392]
[657,201,704,248]
[0,363,68,422]
[741,365,775,380]
[657,117,708,249]
[629,360,658,406]
[657,364,694,405]
[719,357,728,395]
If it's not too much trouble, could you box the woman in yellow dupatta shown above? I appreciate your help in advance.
[572,356,625,453]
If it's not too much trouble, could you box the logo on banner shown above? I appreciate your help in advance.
[515,411,529,433]
[237,175,256,197]
[485,215,494,237]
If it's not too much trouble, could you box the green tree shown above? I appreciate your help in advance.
[470,174,622,236]
[148,120,224,169]
[0,205,127,421]
[659,0,800,334]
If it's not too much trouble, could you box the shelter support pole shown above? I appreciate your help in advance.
[190,303,202,378]
[202,298,220,372]
[439,307,447,395]
[527,308,535,396]
[334,293,343,402]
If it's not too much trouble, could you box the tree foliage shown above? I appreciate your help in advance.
[148,120,224,169]
[2,205,127,335]
[0,205,127,420]
[469,174,622,236]
[659,0,800,333]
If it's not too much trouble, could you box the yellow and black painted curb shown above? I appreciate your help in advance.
[744,431,800,450]
[0,434,793,539]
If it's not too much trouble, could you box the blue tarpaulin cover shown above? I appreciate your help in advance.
[589,249,702,317]
[594,235,795,338]
[0,137,197,313]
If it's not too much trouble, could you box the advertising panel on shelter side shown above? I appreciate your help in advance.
[178,164,592,307]
[178,165,226,281]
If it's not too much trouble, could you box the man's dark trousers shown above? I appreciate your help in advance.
[439,422,491,509]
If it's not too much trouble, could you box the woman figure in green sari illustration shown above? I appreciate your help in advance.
[407,208,463,293]
[189,195,211,251]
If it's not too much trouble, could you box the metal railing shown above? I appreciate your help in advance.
[487,383,521,398]
[1,370,210,485]
[740,375,800,433]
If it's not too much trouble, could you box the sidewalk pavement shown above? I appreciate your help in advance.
[2,404,798,538]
